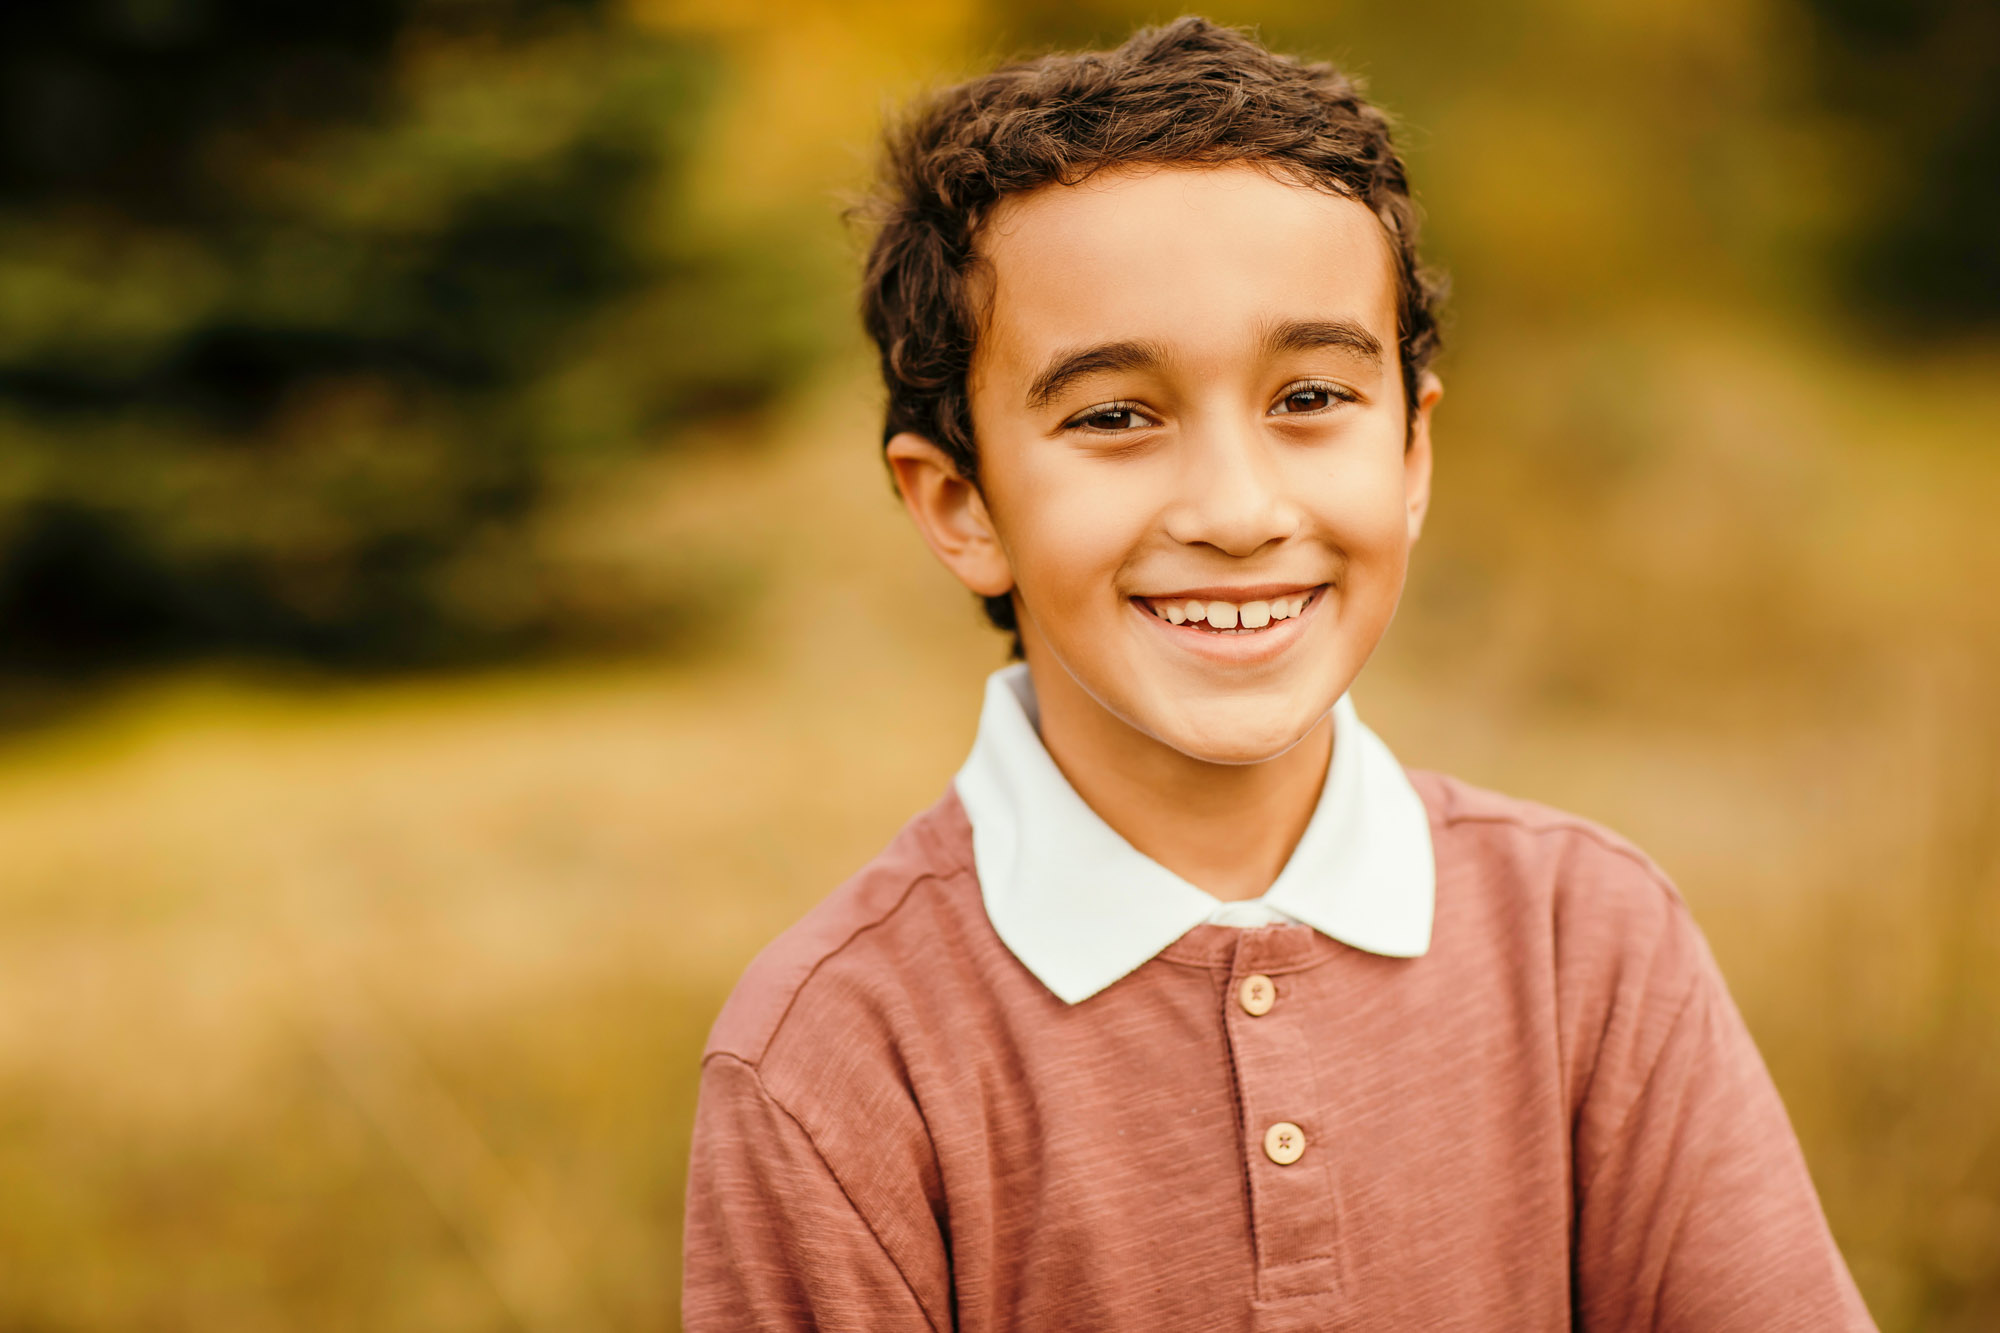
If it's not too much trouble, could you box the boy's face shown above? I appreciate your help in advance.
[890,164,1438,766]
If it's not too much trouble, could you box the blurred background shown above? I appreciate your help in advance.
[0,0,1994,1327]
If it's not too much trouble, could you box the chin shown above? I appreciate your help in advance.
[1147,703,1326,767]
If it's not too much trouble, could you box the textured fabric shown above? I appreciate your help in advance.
[956,665,1434,1001]
[682,775,1875,1332]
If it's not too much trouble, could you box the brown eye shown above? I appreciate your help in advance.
[1076,405,1147,431]
[1276,386,1334,414]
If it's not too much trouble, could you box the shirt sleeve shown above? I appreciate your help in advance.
[1571,913,1876,1332]
[681,1053,944,1333]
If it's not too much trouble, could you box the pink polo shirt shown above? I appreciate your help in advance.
[682,679,1872,1331]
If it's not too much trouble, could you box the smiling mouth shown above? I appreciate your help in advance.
[1135,586,1326,633]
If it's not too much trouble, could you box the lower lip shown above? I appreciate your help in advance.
[1129,587,1328,664]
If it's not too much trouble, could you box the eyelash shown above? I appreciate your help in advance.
[1272,379,1360,415]
[1065,401,1154,433]
[1062,381,1358,433]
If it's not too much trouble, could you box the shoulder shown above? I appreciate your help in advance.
[1409,769,1720,1101]
[1409,766,1690,945]
[1411,767,1677,888]
[691,791,979,1310]
[703,786,991,1075]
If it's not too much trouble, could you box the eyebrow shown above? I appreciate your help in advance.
[1023,320,1387,411]
[1025,339,1171,410]
[1262,318,1385,362]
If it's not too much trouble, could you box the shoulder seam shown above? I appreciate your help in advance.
[704,1052,947,1333]
[913,790,978,879]
[708,863,973,1069]
[1438,808,1686,907]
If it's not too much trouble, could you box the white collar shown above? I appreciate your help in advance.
[953,664,1435,1004]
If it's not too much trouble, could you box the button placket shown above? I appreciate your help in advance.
[1222,934,1346,1306]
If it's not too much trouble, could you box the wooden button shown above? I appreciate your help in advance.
[1263,1121,1306,1165]
[1238,973,1276,1016]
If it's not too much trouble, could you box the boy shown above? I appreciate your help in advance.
[682,18,1873,1331]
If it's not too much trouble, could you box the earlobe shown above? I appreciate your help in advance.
[884,433,1016,598]
[1404,372,1442,543]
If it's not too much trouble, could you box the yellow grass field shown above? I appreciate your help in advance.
[2,329,1997,1329]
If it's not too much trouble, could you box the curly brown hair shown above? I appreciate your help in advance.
[859,16,1444,639]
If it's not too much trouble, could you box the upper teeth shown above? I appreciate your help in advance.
[1151,593,1311,627]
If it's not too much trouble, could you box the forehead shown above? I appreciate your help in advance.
[973,164,1399,379]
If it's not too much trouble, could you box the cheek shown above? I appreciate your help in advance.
[1294,451,1413,562]
[990,454,1152,597]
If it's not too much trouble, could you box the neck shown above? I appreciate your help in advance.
[1021,653,1332,903]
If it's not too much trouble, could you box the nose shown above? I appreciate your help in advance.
[1160,415,1303,558]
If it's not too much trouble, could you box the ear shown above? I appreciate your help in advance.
[1403,371,1442,544]
[884,433,1016,599]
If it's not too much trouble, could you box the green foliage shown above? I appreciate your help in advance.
[0,1,827,677]
[1799,0,2000,330]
